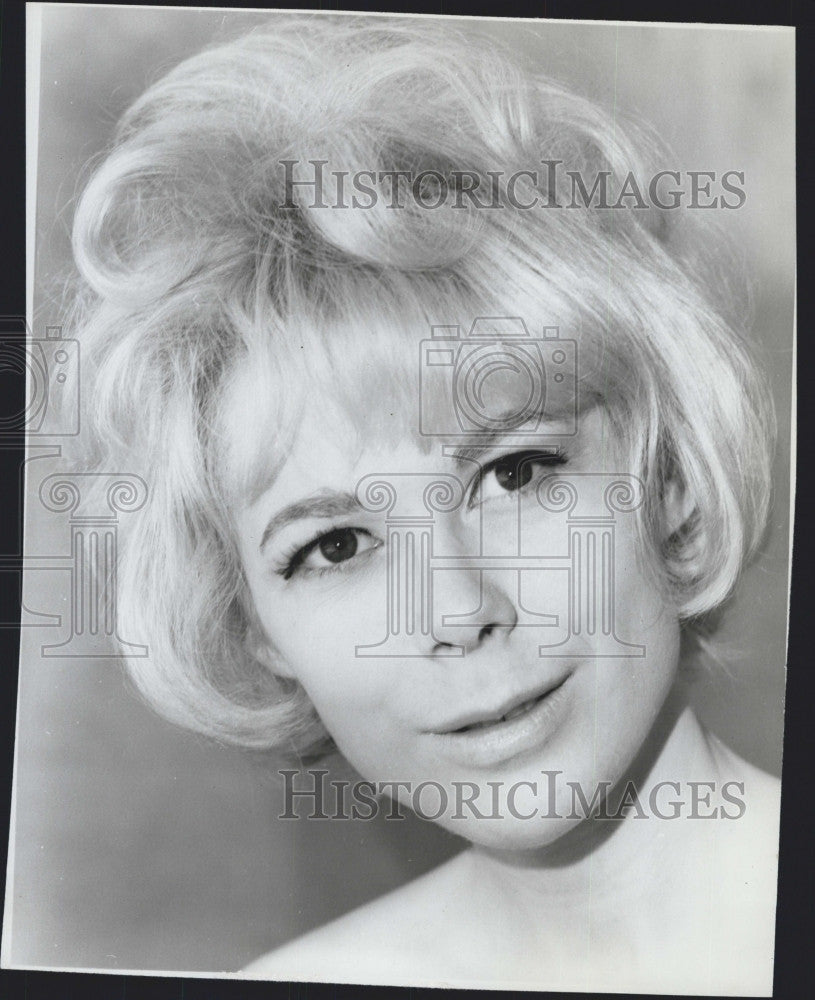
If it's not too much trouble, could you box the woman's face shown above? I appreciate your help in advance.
[234,383,682,850]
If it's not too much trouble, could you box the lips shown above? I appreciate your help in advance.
[428,673,573,769]
[451,692,549,733]
[433,674,570,735]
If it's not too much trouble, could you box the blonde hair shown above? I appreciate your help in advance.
[67,14,774,752]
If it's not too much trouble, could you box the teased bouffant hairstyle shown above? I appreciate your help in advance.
[67,14,774,752]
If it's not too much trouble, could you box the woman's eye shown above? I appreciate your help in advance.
[281,527,381,580]
[473,450,566,504]
[313,528,366,565]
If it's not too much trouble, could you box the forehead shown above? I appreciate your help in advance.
[263,401,433,506]
[216,324,428,508]
[214,305,614,514]
[229,402,620,549]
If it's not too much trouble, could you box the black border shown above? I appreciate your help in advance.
[1,2,810,999]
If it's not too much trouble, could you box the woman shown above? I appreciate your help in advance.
[67,13,781,993]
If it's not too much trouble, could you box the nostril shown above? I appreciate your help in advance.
[478,624,495,642]
[432,640,458,654]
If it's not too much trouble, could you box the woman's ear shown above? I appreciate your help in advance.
[251,636,297,680]
[267,652,297,680]
[662,478,696,539]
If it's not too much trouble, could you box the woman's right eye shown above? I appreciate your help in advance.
[280,528,382,580]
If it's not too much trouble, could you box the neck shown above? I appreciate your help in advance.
[466,689,724,929]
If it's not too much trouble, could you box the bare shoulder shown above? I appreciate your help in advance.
[242,852,470,985]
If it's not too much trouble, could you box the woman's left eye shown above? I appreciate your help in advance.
[280,527,382,580]
[471,449,566,505]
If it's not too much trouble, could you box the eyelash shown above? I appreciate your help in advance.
[467,448,568,507]
[275,448,568,581]
[275,526,380,581]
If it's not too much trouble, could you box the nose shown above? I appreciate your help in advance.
[429,559,519,656]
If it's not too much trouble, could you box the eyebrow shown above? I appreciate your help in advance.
[449,412,570,466]
[450,404,578,458]
[257,430,571,551]
[451,438,561,465]
[259,490,360,552]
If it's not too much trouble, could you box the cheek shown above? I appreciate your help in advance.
[613,526,680,671]
[583,531,681,773]
[253,565,388,670]
[248,571,404,748]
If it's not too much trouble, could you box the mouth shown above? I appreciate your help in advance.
[427,673,573,769]
[434,674,571,736]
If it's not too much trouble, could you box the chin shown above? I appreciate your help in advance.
[394,764,601,852]
[443,812,585,853]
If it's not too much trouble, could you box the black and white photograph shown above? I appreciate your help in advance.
[2,4,795,994]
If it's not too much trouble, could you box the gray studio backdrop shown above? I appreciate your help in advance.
[7,6,794,973]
